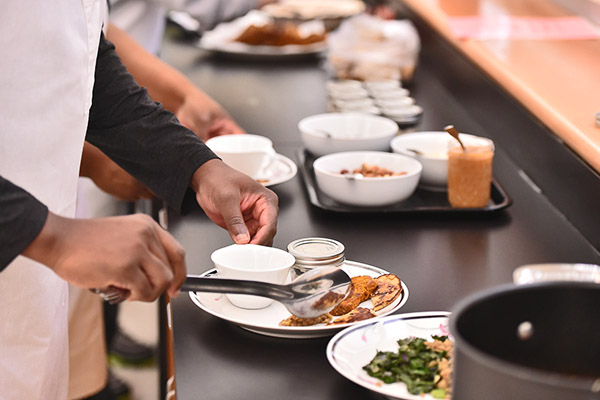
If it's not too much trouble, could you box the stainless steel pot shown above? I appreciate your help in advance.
[450,282,600,400]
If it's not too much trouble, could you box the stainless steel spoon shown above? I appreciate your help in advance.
[182,266,351,318]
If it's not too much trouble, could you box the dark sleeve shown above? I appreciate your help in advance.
[85,33,218,213]
[0,176,48,269]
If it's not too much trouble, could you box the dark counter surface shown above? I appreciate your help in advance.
[159,16,600,400]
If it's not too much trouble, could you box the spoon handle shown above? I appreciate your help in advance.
[181,275,292,300]
[444,124,466,150]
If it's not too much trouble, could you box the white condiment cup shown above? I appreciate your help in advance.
[211,244,296,309]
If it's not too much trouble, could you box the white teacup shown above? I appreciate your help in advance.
[211,244,296,309]
[205,134,277,178]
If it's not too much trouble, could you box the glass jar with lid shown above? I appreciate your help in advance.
[287,237,345,279]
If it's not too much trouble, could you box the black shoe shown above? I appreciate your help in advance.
[85,370,131,400]
[109,329,156,367]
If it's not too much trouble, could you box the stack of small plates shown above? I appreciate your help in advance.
[326,79,423,126]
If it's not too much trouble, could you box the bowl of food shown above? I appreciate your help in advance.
[298,112,399,157]
[313,151,422,206]
[390,131,483,190]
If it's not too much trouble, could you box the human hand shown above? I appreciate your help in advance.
[23,213,186,301]
[176,90,245,141]
[80,142,154,201]
[190,159,278,245]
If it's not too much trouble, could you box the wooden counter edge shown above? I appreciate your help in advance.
[400,0,600,174]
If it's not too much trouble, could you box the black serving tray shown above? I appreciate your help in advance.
[296,148,512,214]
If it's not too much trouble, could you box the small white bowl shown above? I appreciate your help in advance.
[363,79,401,91]
[375,97,415,108]
[369,87,410,99]
[313,151,422,206]
[211,244,295,309]
[298,112,399,157]
[390,131,482,190]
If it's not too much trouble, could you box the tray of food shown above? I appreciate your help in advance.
[296,148,511,214]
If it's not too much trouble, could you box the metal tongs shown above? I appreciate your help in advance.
[95,266,351,318]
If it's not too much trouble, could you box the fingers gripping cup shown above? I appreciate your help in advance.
[205,134,277,178]
[211,244,296,309]
[447,136,495,208]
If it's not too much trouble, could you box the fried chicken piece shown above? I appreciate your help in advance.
[279,313,332,327]
[329,275,378,316]
[371,274,403,311]
[327,307,376,325]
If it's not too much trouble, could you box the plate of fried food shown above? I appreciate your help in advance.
[327,312,453,399]
[199,10,327,58]
[188,260,408,338]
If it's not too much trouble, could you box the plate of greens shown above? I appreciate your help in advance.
[326,312,452,399]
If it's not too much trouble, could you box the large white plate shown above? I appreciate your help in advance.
[326,312,451,399]
[188,260,409,338]
[199,11,327,58]
[256,154,297,187]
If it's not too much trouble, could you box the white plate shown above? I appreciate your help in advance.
[188,260,409,338]
[256,154,297,187]
[199,11,327,58]
[327,312,451,399]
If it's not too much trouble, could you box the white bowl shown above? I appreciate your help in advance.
[390,131,483,190]
[313,151,422,206]
[211,244,296,309]
[298,113,399,157]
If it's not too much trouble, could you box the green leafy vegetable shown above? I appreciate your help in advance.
[363,335,451,397]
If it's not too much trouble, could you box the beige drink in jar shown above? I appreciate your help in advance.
[447,137,494,208]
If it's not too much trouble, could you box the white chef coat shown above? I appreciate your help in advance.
[0,0,105,398]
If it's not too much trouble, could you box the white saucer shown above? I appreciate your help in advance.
[255,154,297,187]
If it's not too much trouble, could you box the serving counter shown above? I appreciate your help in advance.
[157,8,600,399]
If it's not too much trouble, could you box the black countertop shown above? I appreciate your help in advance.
[159,15,600,400]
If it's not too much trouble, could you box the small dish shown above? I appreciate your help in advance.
[327,312,451,399]
[254,153,297,187]
[211,244,295,309]
[390,132,484,190]
[298,112,399,156]
[313,151,422,207]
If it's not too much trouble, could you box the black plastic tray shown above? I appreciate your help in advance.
[296,148,512,214]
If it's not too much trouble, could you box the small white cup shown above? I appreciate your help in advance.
[211,244,296,309]
[205,134,277,178]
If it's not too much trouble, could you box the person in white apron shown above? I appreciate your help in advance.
[0,1,279,398]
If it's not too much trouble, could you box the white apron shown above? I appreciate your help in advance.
[0,1,104,398]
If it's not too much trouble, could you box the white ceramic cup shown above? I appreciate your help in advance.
[211,244,296,309]
[205,134,277,178]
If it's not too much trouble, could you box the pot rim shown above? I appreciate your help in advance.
[449,282,600,392]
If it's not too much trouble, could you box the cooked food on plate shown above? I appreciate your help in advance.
[234,23,326,46]
[278,273,403,327]
[371,274,402,311]
[363,335,453,399]
[327,307,376,325]
[279,313,333,327]
[330,275,378,316]
[340,163,407,178]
